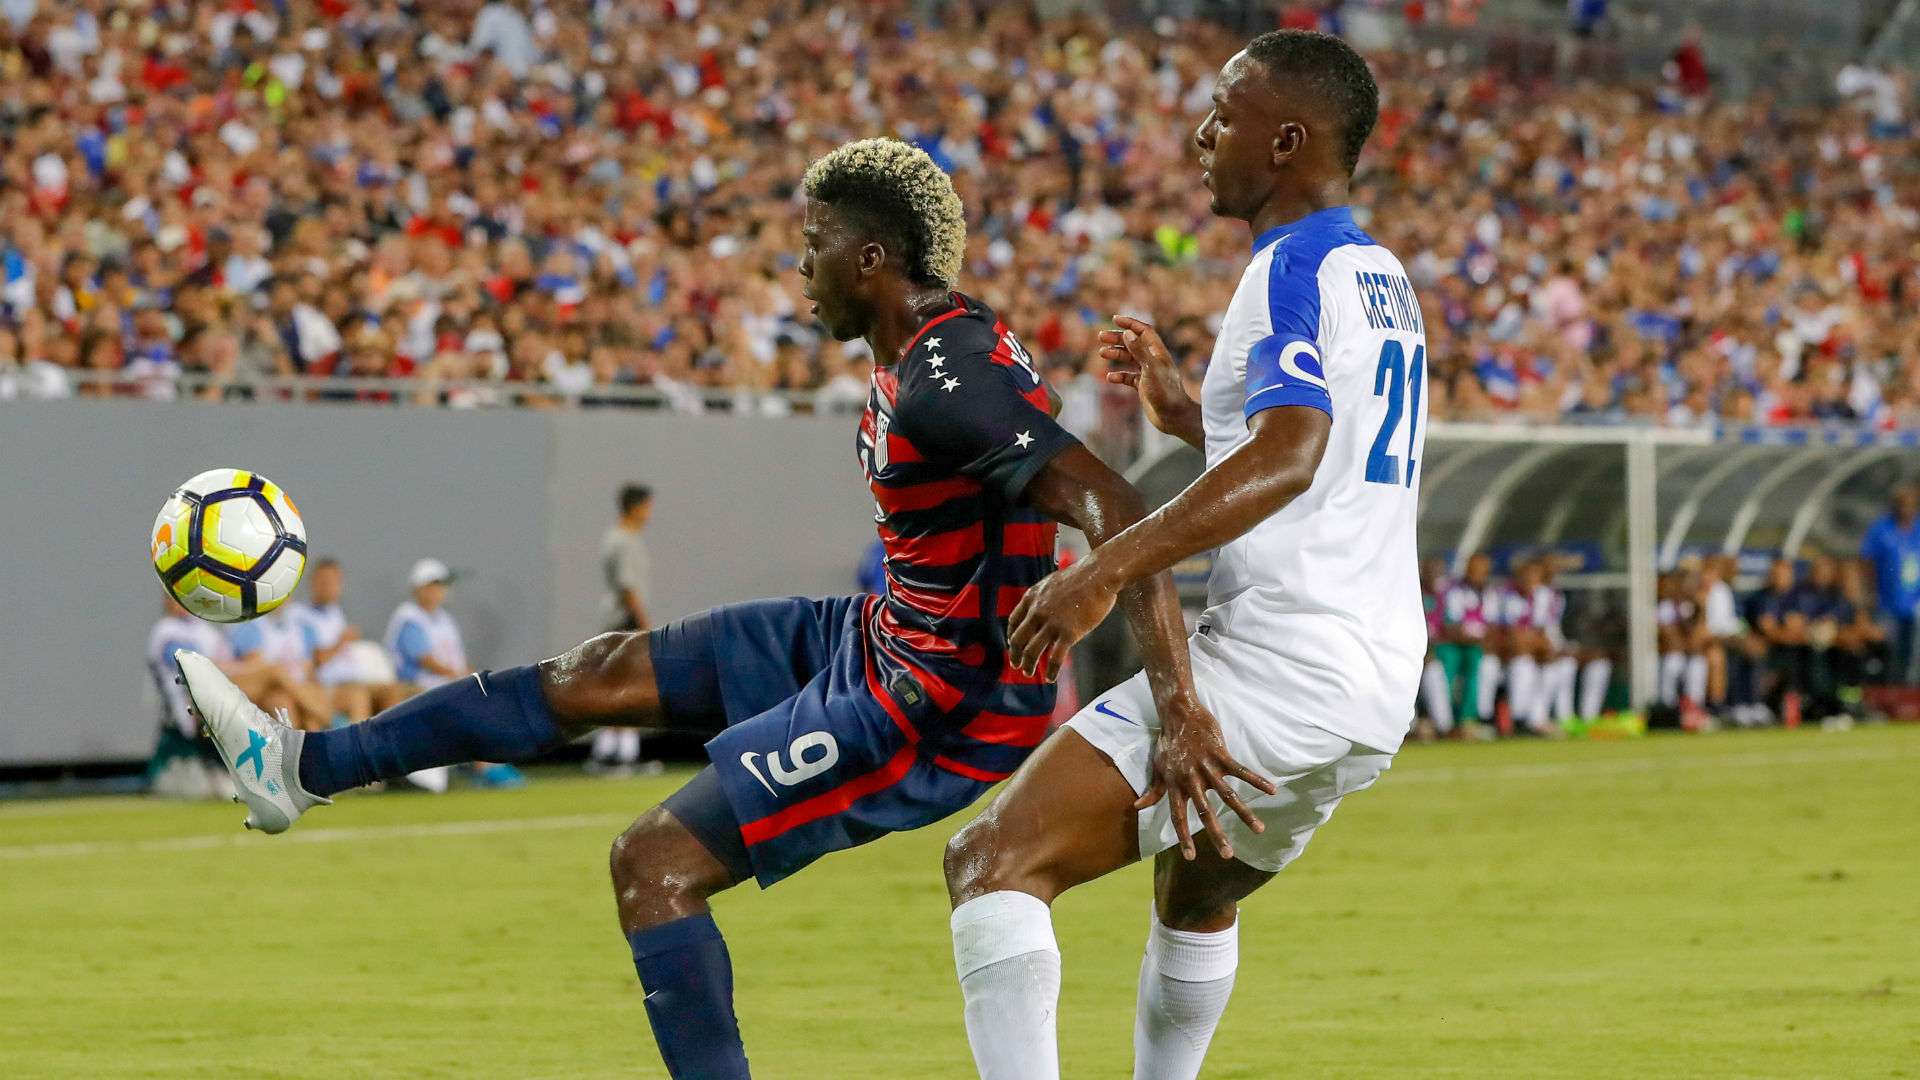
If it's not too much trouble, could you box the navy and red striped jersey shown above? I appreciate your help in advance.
[856,292,1079,773]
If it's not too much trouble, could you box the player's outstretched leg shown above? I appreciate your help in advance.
[943,729,1141,1080]
[176,627,675,833]
[609,771,753,1080]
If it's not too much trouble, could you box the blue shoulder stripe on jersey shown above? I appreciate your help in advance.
[1244,336,1330,419]
[1246,207,1372,421]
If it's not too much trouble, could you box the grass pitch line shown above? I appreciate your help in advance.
[1393,740,1916,785]
[0,811,629,861]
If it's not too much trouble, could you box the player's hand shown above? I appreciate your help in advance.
[1007,559,1117,681]
[340,625,361,644]
[1136,700,1279,861]
[1100,316,1201,442]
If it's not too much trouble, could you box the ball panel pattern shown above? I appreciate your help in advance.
[151,468,308,624]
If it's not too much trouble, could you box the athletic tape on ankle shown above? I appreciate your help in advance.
[1148,911,1239,983]
[951,891,1057,979]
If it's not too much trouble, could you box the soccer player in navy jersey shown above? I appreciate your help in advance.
[173,138,1256,1079]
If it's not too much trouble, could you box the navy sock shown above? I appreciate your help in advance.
[627,914,750,1080]
[297,665,561,798]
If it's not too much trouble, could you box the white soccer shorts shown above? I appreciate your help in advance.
[1065,634,1394,873]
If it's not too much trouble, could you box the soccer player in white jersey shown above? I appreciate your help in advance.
[942,31,1426,1079]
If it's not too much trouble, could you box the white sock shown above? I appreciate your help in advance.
[1549,656,1577,721]
[1524,657,1553,730]
[590,727,618,762]
[1507,656,1540,730]
[1477,654,1502,720]
[405,766,450,793]
[617,727,642,764]
[1580,658,1612,718]
[1133,910,1238,1080]
[953,891,1060,1080]
[1684,654,1708,705]
[1660,652,1687,705]
[1421,659,1454,732]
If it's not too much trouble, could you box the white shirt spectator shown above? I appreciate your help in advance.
[227,609,312,682]
[468,1,539,78]
[1,0,36,31]
[148,612,230,736]
[1704,579,1742,637]
[291,302,343,366]
[385,600,467,689]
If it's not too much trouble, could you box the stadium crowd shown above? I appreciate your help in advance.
[0,0,1916,437]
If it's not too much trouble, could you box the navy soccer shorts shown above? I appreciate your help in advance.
[648,595,999,888]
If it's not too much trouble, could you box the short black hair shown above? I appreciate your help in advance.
[314,556,340,571]
[1244,29,1380,176]
[619,484,653,514]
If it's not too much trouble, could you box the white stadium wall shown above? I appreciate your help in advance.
[0,401,872,766]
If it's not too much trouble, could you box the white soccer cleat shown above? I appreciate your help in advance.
[173,650,329,834]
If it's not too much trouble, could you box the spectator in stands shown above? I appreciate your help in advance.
[225,606,340,732]
[1507,558,1566,735]
[386,557,524,789]
[1834,558,1892,700]
[146,596,235,799]
[286,557,413,723]
[1749,558,1817,723]
[1530,555,1601,730]
[1859,485,1920,684]
[588,484,660,776]
[1656,565,1710,724]
[0,1,1911,441]
[1569,0,1610,37]
[1438,553,1499,729]
[1699,554,1749,721]
[1417,558,1455,739]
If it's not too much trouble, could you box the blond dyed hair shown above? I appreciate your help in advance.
[802,138,966,288]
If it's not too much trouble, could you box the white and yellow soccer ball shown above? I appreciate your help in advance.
[150,468,308,623]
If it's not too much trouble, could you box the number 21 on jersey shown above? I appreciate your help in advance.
[1364,339,1424,488]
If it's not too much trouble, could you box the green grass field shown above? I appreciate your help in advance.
[4,726,1918,1079]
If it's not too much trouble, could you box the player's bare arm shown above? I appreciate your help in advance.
[1021,444,1274,826]
[1021,444,1282,857]
[1009,400,1328,857]
[1010,403,1329,667]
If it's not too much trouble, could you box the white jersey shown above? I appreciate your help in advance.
[287,601,348,653]
[148,615,230,735]
[227,607,313,683]
[1194,206,1427,753]
[286,600,364,686]
[384,599,467,689]
[1531,584,1566,649]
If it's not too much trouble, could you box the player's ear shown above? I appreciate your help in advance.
[858,241,887,279]
[1272,121,1306,167]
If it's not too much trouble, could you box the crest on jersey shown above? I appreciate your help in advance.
[873,410,891,473]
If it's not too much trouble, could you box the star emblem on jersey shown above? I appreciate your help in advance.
[942,377,961,392]
[1014,431,1034,449]
[923,337,941,351]
[927,353,946,370]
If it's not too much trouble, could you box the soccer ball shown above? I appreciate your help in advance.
[150,468,308,624]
